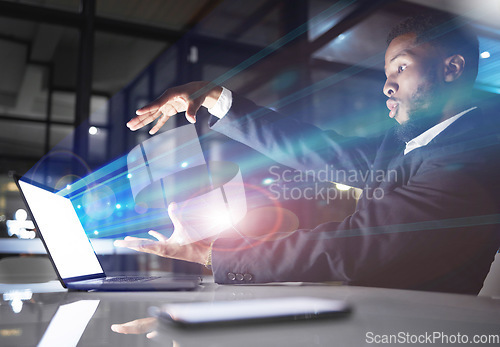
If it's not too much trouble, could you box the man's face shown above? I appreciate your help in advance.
[383,33,446,125]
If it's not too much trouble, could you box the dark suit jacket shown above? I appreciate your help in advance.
[208,95,500,295]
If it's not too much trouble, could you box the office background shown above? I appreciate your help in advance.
[1,0,499,274]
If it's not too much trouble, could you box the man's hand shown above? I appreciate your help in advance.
[111,317,158,339]
[113,203,212,265]
[127,81,222,134]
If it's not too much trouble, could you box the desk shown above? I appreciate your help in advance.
[1,279,499,346]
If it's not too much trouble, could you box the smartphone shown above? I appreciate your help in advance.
[150,297,351,328]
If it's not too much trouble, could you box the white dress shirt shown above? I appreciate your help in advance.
[207,87,232,119]
[404,107,477,155]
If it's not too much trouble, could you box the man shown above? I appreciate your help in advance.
[115,14,500,295]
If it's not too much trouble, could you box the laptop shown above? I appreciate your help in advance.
[14,175,201,291]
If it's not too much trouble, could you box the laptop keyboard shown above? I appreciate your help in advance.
[103,276,161,283]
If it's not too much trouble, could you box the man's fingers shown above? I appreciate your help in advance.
[167,202,190,245]
[136,97,164,115]
[124,236,143,241]
[149,113,171,135]
[113,239,155,252]
[148,230,167,242]
[146,331,158,339]
[130,83,212,132]
[168,202,181,230]
[186,99,203,124]
[111,317,157,335]
[127,110,161,131]
[148,100,187,133]
[130,98,188,133]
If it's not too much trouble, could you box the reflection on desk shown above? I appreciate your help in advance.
[38,300,100,347]
[1,282,499,346]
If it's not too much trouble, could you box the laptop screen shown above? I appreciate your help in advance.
[18,179,104,280]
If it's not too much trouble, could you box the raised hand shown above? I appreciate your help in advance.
[113,202,213,265]
[127,81,222,134]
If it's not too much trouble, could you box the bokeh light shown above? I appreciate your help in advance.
[55,174,83,192]
[82,185,117,220]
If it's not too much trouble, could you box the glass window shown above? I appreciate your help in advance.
[2,0,80,11]
[90,95,109,126]
[195,0,281,46]
[153,48,178,96]
[96,0,208,31]
[88,127,108,163]
[0,120,46,158]
[49,124,74,150]
[51,91,76,123]
[0,39,29,116]
[93,31,167,94]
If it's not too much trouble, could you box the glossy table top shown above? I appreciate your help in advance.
[1,278,499,346]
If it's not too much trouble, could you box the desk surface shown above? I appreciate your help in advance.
[1,279,499,347]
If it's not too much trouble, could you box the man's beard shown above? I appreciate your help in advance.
[394,83,443,143]
[395,112,441,143]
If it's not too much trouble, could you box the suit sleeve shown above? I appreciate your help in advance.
[210,129,500,294]
[209,94,382,189]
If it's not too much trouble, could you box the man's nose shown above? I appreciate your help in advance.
[383,79,398,97]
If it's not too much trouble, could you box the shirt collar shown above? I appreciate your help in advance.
[404,107,477,155]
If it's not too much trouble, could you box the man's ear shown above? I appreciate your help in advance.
[444,54,466,82]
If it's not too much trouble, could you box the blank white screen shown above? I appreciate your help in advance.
[19,180,103,279]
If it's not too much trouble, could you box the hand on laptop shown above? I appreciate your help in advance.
[127,81,222,134]
[113,202,213,265]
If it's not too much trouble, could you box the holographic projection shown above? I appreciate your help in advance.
[126,124,247,243]
[22,124,248,243]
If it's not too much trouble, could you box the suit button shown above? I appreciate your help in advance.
[227,272,236,281]
[243,273,253,281]
[235,273,244,281]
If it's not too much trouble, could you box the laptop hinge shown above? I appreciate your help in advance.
[64,273,106,283]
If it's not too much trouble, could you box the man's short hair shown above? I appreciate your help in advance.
[386,13,479,86]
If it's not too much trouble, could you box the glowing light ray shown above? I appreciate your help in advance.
[80,183,241,239]
[67,133,208,201]
[314,214,500,240]
[56,156,129,197]
[84,210,173,238]
[189,0,356,101]
[192,56,389,161]
[67,137,198,199]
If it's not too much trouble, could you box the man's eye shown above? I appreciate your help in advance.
[398,65,407,73]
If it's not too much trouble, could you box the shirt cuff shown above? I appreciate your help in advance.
[207,87,232,119]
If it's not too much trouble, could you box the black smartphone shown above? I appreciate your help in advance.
[150,297,351,329]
